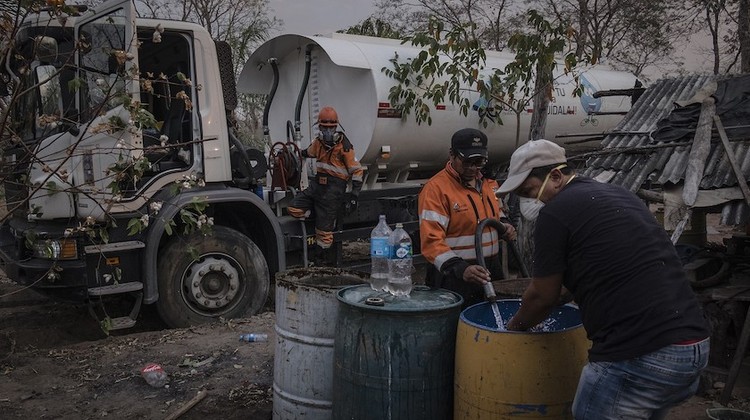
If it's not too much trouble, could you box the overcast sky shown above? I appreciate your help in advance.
[265,0,716,80]
[269,0,378,36]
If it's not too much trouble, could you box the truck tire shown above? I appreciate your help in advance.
[156,226,269,328]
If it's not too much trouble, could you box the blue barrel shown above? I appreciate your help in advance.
[332,285,463,420]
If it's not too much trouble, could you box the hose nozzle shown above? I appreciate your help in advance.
[483,282,497,303]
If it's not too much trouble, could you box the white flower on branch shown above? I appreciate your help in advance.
[140,214,150,228]
[159,135,168,147]
[149,201,163,214]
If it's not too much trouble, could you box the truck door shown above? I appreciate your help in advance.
[72,0,140,221]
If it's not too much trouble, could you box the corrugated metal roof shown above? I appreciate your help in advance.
[581,74,750,225]
[0,0,20,16]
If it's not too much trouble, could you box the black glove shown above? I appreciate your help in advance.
[344,193,358,215]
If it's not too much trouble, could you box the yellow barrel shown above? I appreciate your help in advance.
[455,299,590,419]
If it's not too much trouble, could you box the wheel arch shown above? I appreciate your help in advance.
[143,188,285,304]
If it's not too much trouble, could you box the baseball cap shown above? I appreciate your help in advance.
[497,139,567,194]
[451,128,488,159]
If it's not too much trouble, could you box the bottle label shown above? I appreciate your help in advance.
[394,243,412,259]
[371,237,389,257]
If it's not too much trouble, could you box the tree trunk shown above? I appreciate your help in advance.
[529,62,552,141]
[575,0,588,59]
[740,0,750,73]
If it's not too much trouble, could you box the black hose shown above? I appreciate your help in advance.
[475,218,530,277]
[262,58,279,137]
[286,120,295,141]
[294,45,314,138]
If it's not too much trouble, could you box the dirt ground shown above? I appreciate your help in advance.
[0,222,749,419]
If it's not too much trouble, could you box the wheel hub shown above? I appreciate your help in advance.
[186,256,241,310]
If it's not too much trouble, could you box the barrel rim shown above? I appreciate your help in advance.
[336,284,464,312]
[460,299,584,334]
[276,267,368,290]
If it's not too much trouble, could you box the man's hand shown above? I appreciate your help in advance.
[344,193,358,215]
[462,264,491,285]
[502,222,517,241]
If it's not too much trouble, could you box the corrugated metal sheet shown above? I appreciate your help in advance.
[581,74,750,225]
[0,0,21,16]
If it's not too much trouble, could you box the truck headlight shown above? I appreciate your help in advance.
[33,239,78,260]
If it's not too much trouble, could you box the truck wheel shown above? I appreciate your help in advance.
[156,226,269,328]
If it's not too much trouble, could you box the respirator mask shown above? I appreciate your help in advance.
[518,164,570,221]
[519,197,545,221]
[319,127,336,146]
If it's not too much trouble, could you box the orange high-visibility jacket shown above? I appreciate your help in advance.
[418,162,505,272]
[303,134,364,190]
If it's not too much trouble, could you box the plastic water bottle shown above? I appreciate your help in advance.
[140,363,169,388]
[370,214,392,292]
[387,223,413,296]
[239,333,268,342]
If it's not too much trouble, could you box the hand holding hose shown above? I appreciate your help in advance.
[463,265,491,285]
[501,222,517,241]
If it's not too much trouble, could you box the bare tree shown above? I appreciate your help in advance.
[340,17,402,39]
[373,0,514,50]
[680,0,743,74]
[533,0,690,77]
[741,0,750,71]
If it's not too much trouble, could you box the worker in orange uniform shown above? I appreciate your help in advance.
[288,106,364,264]
[418,128,517,307]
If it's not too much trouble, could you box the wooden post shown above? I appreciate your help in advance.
[714,114,750,405]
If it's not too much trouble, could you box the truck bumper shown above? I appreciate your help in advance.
[0,222,89,301]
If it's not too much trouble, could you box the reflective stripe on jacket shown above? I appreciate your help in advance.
[418,162,505,271]
[305,136,364,189]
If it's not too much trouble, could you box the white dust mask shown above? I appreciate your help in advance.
[519,163,570,220]
[519,196,544,221]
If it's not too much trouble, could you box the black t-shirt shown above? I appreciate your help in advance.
[533,177,710,362]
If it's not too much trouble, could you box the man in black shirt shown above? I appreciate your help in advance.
[498,139,710,419]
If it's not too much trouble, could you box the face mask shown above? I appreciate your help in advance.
[519,164,573,221]
[320,127,337,147]
[519,196,544,221]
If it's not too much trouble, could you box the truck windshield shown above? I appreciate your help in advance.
[77,8,129,121]
[7,26,76,142]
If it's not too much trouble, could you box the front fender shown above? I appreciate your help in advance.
[142,187,284,304]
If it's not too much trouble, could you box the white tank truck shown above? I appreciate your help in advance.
[0,0,640,329]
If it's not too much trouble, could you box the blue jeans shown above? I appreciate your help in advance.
[572,339,709,420]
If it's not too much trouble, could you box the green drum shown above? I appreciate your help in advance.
[332,285,463,420]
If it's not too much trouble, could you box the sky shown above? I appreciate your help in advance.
[265,0,717,81]
[268,0,378,36]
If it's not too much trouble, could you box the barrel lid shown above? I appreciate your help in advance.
[337,285,463,312]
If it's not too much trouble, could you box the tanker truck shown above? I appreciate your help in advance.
[0,0,640,329]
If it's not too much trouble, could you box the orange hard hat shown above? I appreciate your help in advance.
[317,106,338,127]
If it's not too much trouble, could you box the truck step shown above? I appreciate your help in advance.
[108,316,137,330]
[88,282,144,296]
[88,291,143,331]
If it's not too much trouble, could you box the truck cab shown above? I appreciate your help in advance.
[0,0,293,329]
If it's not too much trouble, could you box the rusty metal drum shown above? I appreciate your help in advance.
[273,267,367,420]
